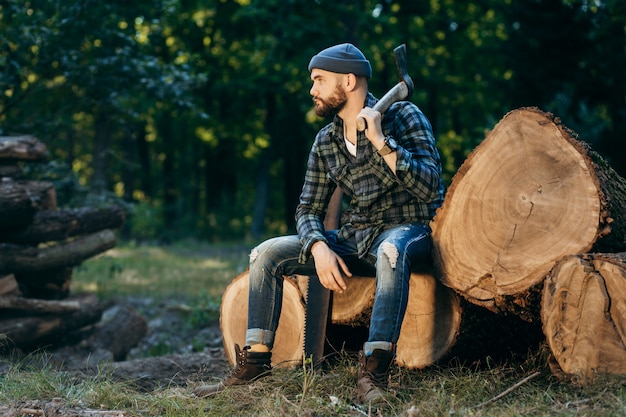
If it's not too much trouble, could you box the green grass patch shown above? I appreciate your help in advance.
[72,240,250,299]
[2,350,626,416]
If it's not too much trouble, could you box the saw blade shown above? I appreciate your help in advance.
[303,275,331,368]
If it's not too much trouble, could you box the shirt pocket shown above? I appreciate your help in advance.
[327,163,353,194]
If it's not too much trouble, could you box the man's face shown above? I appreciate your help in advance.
[310,69,347,117]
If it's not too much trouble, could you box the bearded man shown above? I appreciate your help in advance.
[194,43,444,404]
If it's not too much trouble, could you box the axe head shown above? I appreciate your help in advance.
[393,44,414,99]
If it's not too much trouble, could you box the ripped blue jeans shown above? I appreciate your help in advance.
[246,223,432,355]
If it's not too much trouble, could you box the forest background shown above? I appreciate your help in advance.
[1,0,624,244]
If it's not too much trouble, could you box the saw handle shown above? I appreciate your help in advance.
[356,81,410,132]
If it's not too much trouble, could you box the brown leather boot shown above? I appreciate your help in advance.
[356,349,394,404]
[193,344,272,398]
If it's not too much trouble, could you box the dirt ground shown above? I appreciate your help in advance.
[0,295,230,416]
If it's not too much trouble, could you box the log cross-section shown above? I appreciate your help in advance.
[542,253,626,383]
[431,107,626,318]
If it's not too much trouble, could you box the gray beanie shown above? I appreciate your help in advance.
[308,43,372,79]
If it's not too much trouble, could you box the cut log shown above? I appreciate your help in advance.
[0,295,80,314]
[222,271,461,369]
[293,274,376,326]
[542,253,626,384]
[0,274,21,296]
[0,179,57,232]
[0,179,38,232]
[2,205,126,245]
[0,135,47,161]
[431,107,626,318]
[0,229,116,274]
[220,271,305,368]
[396,272,461,369]
[0,293,103,350]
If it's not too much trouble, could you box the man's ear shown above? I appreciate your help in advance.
[343,73,358,92]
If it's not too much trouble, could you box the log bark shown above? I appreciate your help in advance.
[0,229,116,274]
[431,107,626,318]
[221,271,461,369]
[0,179,57,232]
[0,135,47,161]
[542,253,626,384]
[0,295,81,313]
[2,205,126,245]
[0,293,103,350]
[220,271,305,368]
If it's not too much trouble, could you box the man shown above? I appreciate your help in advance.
[194,43,444,403]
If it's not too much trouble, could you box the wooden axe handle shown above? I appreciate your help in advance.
[356,81,410,132]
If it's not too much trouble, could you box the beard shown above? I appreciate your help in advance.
[313,85,347,117]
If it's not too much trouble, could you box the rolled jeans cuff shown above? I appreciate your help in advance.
[363,341,394,356]
[246,328,275,349]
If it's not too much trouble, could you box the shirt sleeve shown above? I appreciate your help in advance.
[383,102,443,203]
[295,132,335,263]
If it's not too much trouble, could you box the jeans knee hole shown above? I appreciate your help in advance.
[381,242,399,269]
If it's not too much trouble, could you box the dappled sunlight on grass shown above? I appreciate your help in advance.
[72,241,251,300]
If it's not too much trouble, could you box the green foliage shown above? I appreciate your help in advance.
[2,0,624,241]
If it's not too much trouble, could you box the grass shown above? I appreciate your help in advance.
[1,240,626,416]
[71,239,251,299]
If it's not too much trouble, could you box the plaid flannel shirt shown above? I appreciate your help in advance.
[296,93,445,262]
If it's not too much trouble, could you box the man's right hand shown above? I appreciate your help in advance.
[310,241,352,293]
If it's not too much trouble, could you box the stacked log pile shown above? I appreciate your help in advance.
[0,135,127,351]
[219,108,626,385]
[430,108,626,384]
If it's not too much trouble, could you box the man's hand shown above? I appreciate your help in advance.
[356,107,398,174]
[310,241,351,293]
[357,107,385,149]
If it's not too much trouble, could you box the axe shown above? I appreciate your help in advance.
[356,44,414,132]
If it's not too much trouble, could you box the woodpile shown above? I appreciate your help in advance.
[219,108,626,384]
[0,135,129,352]
[431,108,626,383]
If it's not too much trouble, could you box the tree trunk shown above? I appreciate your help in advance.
[2,206,125,245]
[220,270,461,369]
[0,229,116,273]
[542,252,626,384]
[431,107,626,319]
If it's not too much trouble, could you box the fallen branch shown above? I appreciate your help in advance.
[474,371,541,408]
[16,406,127,417]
